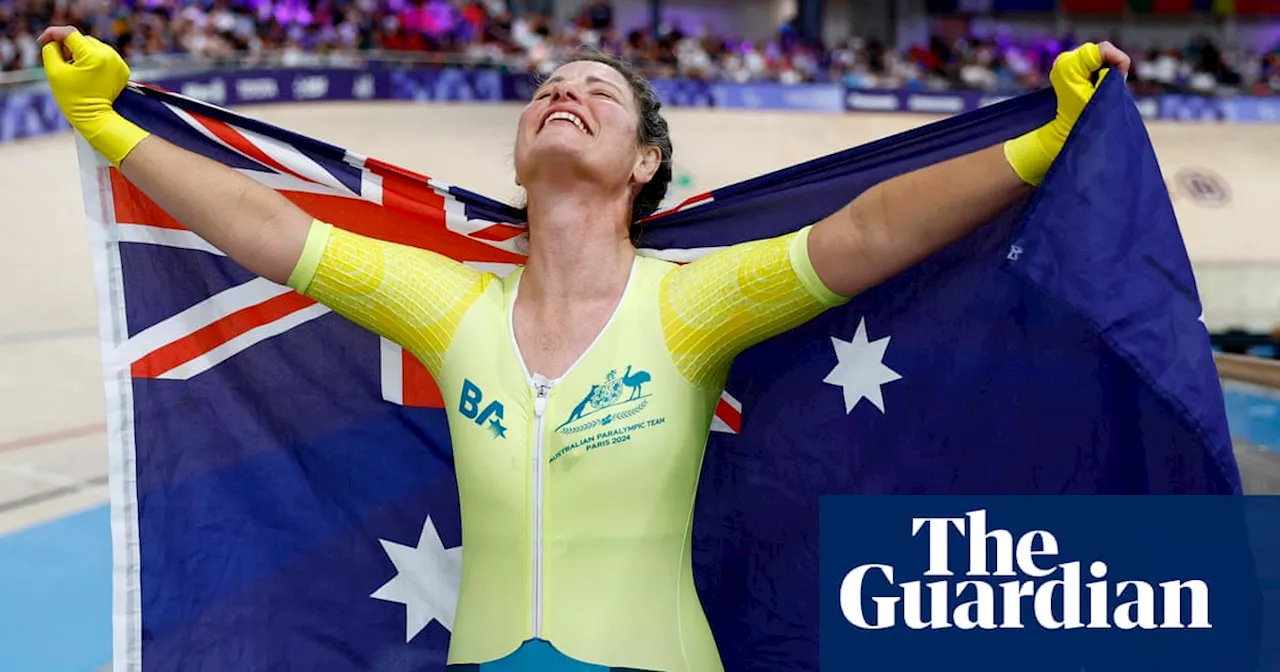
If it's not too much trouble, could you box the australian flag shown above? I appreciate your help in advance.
[75,73,1240,671]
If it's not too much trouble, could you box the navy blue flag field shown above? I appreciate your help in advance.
[75,72,1240,671]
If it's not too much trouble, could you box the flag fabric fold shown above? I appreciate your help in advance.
[77,73,1238,672]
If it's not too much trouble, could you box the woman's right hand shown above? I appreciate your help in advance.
[38,25,310,288]
[38,26,149,166]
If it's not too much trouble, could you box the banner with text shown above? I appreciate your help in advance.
[820,496,1280,671]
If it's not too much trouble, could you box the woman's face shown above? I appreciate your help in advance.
[514,60,656,203]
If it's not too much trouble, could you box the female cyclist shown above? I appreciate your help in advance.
[39,24,1128,671]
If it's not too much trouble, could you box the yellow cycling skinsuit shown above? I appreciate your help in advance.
[286,219,848,671]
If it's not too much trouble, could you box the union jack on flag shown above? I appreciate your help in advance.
[80,75,1237,672]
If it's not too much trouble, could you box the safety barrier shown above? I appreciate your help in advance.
[1217,353,1280,388]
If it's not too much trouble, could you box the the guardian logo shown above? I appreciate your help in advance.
[840,510,1211,631]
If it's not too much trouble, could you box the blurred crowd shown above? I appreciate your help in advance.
[835,31,1280,97]
[2,0,1279,96]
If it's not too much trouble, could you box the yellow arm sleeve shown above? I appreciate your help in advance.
[659,225,850,390]
[287,220,492,375]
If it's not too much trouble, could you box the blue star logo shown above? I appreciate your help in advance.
[488,417,507,439]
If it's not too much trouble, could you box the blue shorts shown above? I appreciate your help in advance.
[446,639,655,671]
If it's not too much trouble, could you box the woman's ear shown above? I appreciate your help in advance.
[633,144,661,185]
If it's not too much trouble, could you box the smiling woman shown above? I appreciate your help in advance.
[514,48,674,239]
[35,21,1130,671]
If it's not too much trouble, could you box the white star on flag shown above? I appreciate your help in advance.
[823,317,903,414]
[370,516,463,642]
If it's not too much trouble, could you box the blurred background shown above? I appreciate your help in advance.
[0,0,1278,670]
[2,0,1280,97]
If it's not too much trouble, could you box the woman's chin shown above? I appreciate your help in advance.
[525,144,596,176]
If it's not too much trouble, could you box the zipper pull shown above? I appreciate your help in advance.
[534,390,547,418]
[532,375,550,418]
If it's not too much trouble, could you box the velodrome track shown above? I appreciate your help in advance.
[1,100,1278,671]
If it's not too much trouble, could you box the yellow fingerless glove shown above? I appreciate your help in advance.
[1004,42,1109,186]
[42,31,149,166]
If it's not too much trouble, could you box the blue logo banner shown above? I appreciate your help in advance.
[820,496,1280,671]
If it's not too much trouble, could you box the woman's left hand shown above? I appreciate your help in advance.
[1004,41,1133,186]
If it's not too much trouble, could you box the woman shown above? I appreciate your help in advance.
[39,25,1129,671]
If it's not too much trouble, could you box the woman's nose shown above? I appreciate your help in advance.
[549,82,581,102]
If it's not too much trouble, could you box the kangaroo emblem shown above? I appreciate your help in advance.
[557,384,598,431]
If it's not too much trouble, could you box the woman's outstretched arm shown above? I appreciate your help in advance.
[807,41,1131,299]
[40,25,490,376]
[39,26,310,286]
